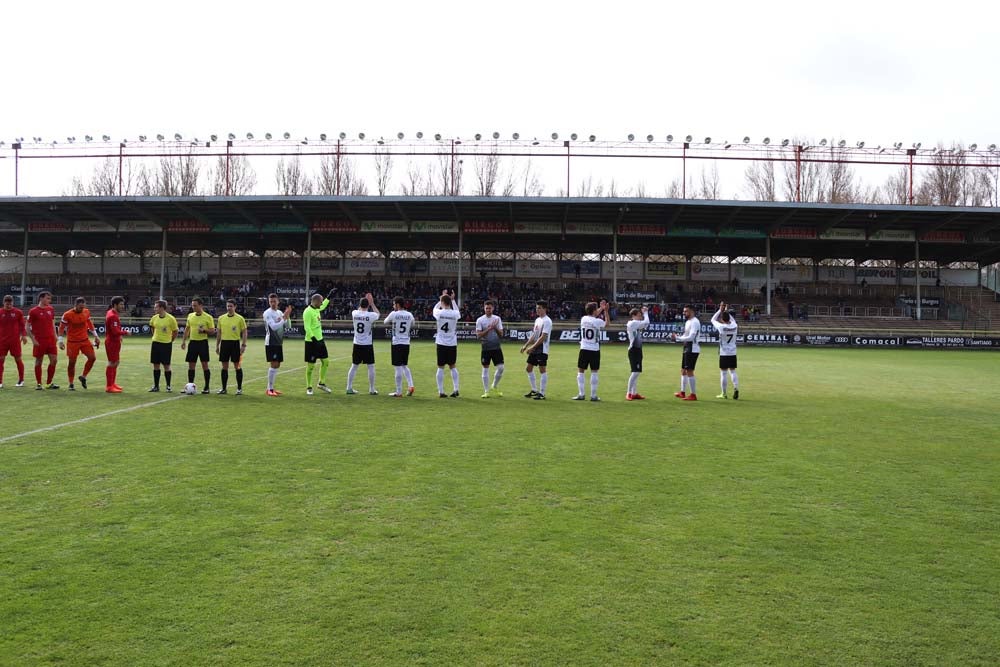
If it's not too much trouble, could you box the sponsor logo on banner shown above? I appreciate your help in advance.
[852,336,900,347]
[264,257,302,272]
[869,230,915,242]
[0,221,20,231]
[744,333,790,344]
[898,297,940,307]
[313,220,358,233]
[389,258,429,273]
[919,230,965,243]
[221,257,259,271]
[772,264,813,282]
[770,227,817,240]
[615,291,657,300]
[564,222,612,235]
[602,261,643,279]
[212,223,257,233]
[261,223,308,233]
[168,220,211,233]
[691,263,730,281]
[28,222,72,232]
[311,258,341,271]
[345,258,385,273]
[477,259,514,273]
[464,220,510,234]
[819,228,866,241]
[97,324,146,336]
[119,220,161,232]
[618,223,665,236]
[559,329,613,342]
[514,222,561,234]
[717,226,766,239]
[412,220,459,233]
[647,261,682,277]
[669,225,715,237]
[5,284,50,295]
[360,220,408,233]
[818,266,855,283]
[559,260,600,276]
[514,259,557,277]
[73,221,116,232]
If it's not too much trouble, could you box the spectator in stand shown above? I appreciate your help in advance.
[788,300,795,319]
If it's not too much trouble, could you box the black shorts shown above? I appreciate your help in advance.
[628,347,643,373]
[391,344,410,367]
[682,351,700,371]
[150,341,173,366]
[265,345,284,363]
[436,344,457,367]
[480,348,504,367]
[219,340,242,364]
[352,344,375,365]
[185,339,210,363]
[719,355,738,370]
[577,349,601,371]
[526,352,548,368]
[305,340,329,363]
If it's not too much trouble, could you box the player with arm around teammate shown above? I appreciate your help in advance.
[671,304,701,401]
[347,293,380,395]
[432,289,461,398]
[711,301,740,400]
[625,305,650,400]
[58,297,101,391]
[476,299,505,398]
[521,300,552,400]
[384,296,415,397]
[574,299,609,402]
[215,299,248,395]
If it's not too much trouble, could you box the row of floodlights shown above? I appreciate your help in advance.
[2,134,999,153]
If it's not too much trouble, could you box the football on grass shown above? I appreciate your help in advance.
[183,382,198,395]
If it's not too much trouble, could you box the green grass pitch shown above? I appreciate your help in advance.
[1,339,998,666]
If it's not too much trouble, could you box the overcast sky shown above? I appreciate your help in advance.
[2,0,999,197]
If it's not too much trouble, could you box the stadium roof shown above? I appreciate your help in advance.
[1,195,999,265]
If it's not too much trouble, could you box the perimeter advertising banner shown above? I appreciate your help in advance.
[601,261,643,279]
[514,259,557,278]
[559,260,600,277]
[344,257,385,275]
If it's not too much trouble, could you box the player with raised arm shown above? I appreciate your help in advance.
[0,294,28,388]
[521,300,552,400]
[476,300,505,398]
[347,292,380,395]
[303,290,333,395]
[180,298,216,394]
[148,299,178,392]
[263,293,293,397]
[27,291,59,390]
[103,296,130,392]
[574,299,608,402]
[215,299,248,394]
[432,289,461,398]
[383,296,416,397]
[625,306,650,400]
[58,297,101,391]
[711,301,740,400]
[672,304,701,401]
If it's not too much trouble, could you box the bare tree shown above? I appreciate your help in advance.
[317,154,368,195]
[152,150,203,196]
[374,143,393,196]
[211,155,256,195]
[435,151,463,195]
[699,164,721,199]
[780,141,824,202]
[825,149,860,203]
[68,158,146,196]
[472,146,501,196]
[634,182,648,198]
[275,155,313,195]
[744,153,777,201]
[664,179,682,198]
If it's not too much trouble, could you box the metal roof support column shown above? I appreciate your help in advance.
[304,227,313,297]
[457,225,463,304]
[765,236,772,316]
[612,227,619,304]
[915,239,922,321]
[20,226,29,308]
[159,226,168,302]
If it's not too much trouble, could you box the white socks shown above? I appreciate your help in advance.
[577,372,586,396]
[729,370,739,388]
[492,364,504,388]
[403,366,413,388]
[539,372,547,395]
[482,368,490,391]
[628,371,639,395]
[395,366,403,394]
[688,377,696,395]
[590,372,599,398]
[347,364,358,390]
[527,371,538,391]
[450,367,459,391]
[367,365,376,392]
[267,367,277,390]
[720,370,728,394]
[436,368,445,393]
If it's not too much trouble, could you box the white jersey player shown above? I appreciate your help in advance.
[262,293,293,396]
[625,306,650,400]
[384,296,415,397]
[574,300,609,401]
[475,300,505,398]
[521,300,553,400]
[711,302,740,400]
[672,305,701,401]
[432,290,461,397]
[347,292,379,395]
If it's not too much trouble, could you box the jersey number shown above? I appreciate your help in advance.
[397,322,408,334]
[582,328,596,340]
[725,333,735,344]
[440,322,450,333]
[356,322,365,334]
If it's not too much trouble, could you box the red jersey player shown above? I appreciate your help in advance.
[0,294,28,388]
[27,290,60,390]
[58,297,101,391]
[104,296,130,392]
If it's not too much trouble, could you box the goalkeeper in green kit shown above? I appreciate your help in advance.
[303,291,334,395]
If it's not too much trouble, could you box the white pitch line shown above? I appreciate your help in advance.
[0,358,344,445]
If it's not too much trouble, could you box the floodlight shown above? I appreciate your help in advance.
[819,138,828,146]
[781,139,790,147]
[397,132,405,139]
[704,137,711,144]
[339,132,347,140]
[172,133,182,141]
[417,131,424,139]
[763,137,770,145]
[318,133,326,141]
[103,135,111,141]
[893,142,902,149]
[282,132,290,140]
[724,143,732,149]
[857,141,865,148]
[627,134,635,141]
[666,134,673,142]
[646,134,653,142]
[570,133,578,140]
[589,135,596,141]
[246,133,253,140]
[210,134,218,142]
[66,136,74,143]
[743,136,750,144]
[265,133,273,140]
[228,133,236,140]
[512,132,519,139]
[85,135,93,141]
[989,144,997,152]
[475,133,482,140]
[838,139,846,148]
[377,138,384,145]
[685,135,693,142]
[138,135,146,142]
[913,142,921,149]
[970,143,978,151]
[532,139,540,145]
[550,132,557,140]
[435,133,442,140]
[357,133,364,140]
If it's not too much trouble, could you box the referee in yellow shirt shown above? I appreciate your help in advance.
[181,298,217,394]
[148,300,179,392]
[215,298,248,394]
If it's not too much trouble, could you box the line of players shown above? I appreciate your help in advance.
[0,289,741,401]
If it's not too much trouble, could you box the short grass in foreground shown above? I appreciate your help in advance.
[1,340,999,666]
